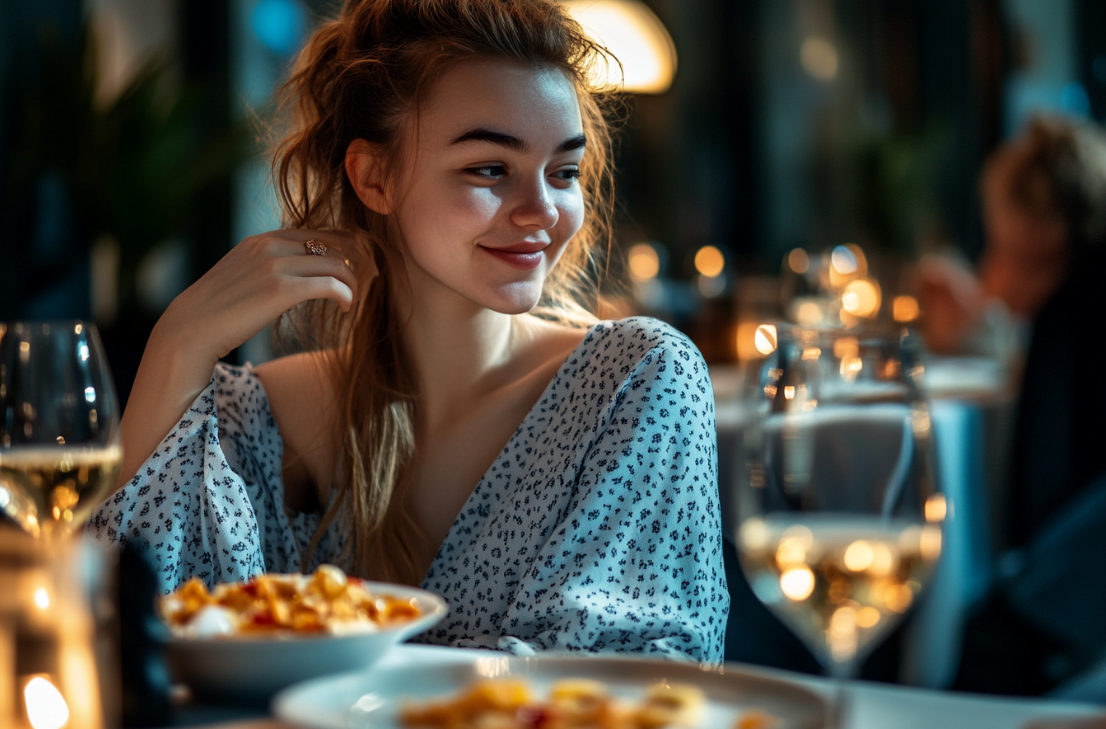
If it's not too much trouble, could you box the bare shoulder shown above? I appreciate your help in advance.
[253,351,341,495]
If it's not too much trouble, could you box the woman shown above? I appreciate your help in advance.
[91,0,728,662]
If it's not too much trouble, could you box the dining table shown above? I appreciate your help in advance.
[176,643,1106,729]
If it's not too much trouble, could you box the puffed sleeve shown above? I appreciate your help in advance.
[88,363,333,592]
[486,325,728,663]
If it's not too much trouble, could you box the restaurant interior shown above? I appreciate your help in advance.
[2,0,1106,727]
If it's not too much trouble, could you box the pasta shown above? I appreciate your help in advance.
[398,678,705,729]
[161,564,421,636]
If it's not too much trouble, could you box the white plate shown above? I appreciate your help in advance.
[273,655,828,728]
[167,582,447,701]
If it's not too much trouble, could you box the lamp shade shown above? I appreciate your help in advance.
[561,0,677,94]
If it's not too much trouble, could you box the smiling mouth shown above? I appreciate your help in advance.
[479,243,548,271]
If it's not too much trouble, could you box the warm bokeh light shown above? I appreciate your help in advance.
[735,322,759,360]
[801,35,839,80]
[694,245,725,277]
[776,537,808,568]
[740,518,768,550]
[24,677,69,729]
[870,543,894,576]
[33,587,50,610]
[626,243,660,281]
[783,386,796,400]
[780,567,815,601]
[795,301,824,326]
[841,278,881,317]
[856,606,881,629]
[754,324,778,355]
[920,526,942,561]
[832,336,858,359]
[843,540,874,572]
[925,494,947,523]
[560,0,677,93]
[893,295,920,322]
[883,584,914,613]
[788,248,810,274]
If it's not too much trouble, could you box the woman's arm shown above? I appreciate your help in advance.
[117,230,359,488]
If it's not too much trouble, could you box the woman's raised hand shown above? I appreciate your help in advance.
[156,229,361,362]
[117,229,363,488]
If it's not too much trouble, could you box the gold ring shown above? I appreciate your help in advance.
[304,239,327,256]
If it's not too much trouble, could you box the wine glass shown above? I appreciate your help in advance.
[734,323,943,679]
[0,321,122,541]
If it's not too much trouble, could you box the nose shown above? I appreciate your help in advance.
[510,175,559,230]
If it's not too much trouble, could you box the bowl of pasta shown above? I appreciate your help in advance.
[161,565,447,701]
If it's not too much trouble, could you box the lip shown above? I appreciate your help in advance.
[479,242,548,271]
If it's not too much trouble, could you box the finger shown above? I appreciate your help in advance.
[278,275,356,312]
[274,255,360,298]
[268,229,362,253]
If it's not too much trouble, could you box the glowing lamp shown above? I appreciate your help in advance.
[560,0,677,93]
[841,279,881,318]
[626,243,660,281]
[893,295,920,323]
[754,324,778,355]
[693,246,725,277]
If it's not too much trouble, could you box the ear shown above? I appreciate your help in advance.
[345,139,393,215]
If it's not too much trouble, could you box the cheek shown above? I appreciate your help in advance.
[401,182,502,253]
[557,192,586,244]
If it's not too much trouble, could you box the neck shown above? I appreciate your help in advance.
[395,264,519,427]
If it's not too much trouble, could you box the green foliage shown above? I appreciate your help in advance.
[855,122,950,255]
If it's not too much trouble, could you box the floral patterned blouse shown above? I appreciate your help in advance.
[89,317,728,663]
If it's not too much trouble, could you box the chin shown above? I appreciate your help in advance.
[480,281,544,315]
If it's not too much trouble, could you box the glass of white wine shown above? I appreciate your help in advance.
[734,324,944,679]
[0,321,122,541]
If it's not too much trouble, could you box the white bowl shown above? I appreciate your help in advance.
[166,581,447,702]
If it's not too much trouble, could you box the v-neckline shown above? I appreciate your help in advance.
[417,320,603,585]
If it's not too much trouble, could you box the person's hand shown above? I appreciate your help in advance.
[153,229,361,364]
[115,229,362,488]
[916,254,985,354]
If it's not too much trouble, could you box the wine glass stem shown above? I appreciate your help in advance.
[825,659,857,728]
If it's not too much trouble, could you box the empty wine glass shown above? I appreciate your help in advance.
[734,324,944,678]
[0,321,122,541]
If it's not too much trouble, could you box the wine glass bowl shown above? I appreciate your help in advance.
[0,321,122,539]
[734,324,943,677]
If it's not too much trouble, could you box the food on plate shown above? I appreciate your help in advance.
[398,677,705,729]
[161,564,421,637]
[733,709,780,729]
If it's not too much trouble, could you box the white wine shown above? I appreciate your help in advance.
[737,514,941,665]
[0,445,122,538]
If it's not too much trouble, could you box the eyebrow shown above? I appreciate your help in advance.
[450,128,587,155]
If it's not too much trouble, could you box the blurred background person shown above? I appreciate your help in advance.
[937,115,1106,696]
[918,116,1106,360]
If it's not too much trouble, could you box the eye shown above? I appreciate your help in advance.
[551,167,582,184]
[465,165,507,180]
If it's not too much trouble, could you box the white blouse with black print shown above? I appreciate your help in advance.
[90,317,729,663]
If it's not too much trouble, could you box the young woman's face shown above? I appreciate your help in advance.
[391,58,586,314]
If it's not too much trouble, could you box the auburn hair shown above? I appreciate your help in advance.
[271,0,619,584]
[983,115,1106,253]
